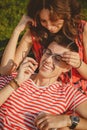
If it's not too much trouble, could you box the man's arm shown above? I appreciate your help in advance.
[0,57,38,106]
[0,81,17,106]
[35,100,87,130]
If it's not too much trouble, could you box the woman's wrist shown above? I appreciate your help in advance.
[76,59,82,69]
[13,28,22,35]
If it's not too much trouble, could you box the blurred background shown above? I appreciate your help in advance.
[0,0,87,57]
[0,0,29,55]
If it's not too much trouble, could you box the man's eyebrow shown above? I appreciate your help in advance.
[47,48,52,53]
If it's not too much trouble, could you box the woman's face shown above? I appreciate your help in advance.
[39,9,64,34]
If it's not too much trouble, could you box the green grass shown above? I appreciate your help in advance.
[82,9,87,20]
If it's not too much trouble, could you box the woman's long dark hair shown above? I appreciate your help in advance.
[27,0,82,43]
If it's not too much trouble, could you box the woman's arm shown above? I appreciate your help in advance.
[62,51,87,79]
[75,22,87,79]
[0,29,20,75]
[0,15,34,75]
[61,23,87,79]
[0,82,17,106]
[83,22,87,62]
[14,29,33,68]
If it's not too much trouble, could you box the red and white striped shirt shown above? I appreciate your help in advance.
[0,74,87,130]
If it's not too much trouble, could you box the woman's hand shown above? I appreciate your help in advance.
[62,51,82,69]
[16,57,38,85]
[14,14,36,34]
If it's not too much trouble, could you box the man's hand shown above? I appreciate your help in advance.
[16,57,38,85]
[35,112,71,130]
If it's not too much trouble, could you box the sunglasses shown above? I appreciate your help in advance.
[43,48,63,65]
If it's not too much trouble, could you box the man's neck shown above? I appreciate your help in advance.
[32,74,58,87]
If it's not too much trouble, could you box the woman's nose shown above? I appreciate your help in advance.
[47,26,53,31]
[46,22,53,30]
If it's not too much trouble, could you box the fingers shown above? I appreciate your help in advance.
[22,15,33,26]
[35,113,66,130]
[62,51,81,68]
[62,52,79,61]
[20,57,38,74]
[21,14,37,27]
[10,62,17,73]
[22,57,38,66]
[16,57,38,84]
[15,14,35,33]
[38,121,48,130]
[35,113,49,130]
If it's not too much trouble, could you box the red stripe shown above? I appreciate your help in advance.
[0,76,87,129]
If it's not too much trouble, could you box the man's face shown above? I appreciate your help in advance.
[39,42,70,79]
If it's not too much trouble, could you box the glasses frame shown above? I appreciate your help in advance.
[43,48,63,65]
